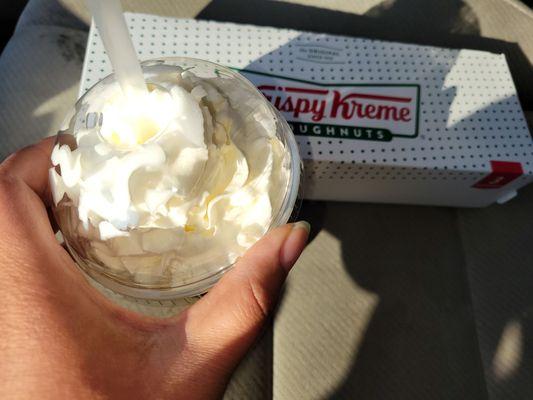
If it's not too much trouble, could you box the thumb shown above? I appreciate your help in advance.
[181,221,310,370]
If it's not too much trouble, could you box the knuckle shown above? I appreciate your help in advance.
[242,278,272,322]
[0,173,18,197]
[0,173,23,193]
[1,145,30,167]
[0,175,26,213]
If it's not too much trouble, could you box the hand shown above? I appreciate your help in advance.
[0,138,309,400]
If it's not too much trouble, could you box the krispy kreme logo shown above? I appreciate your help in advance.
[241,70,420,142]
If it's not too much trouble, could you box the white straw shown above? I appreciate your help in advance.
[86,0,147,97]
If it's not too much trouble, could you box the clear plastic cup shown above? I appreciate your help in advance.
[51,57,301,300]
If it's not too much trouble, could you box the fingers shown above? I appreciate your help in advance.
[182,221,310,372]
[0,137,55,205]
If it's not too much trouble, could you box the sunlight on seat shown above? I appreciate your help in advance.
[275,229,379,399]
[492,318,523,381]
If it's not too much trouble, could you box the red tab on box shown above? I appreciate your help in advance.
[473,161,523,189]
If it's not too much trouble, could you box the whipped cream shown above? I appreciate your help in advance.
[50,66,290,284]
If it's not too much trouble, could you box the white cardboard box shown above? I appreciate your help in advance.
[81,14,533,207]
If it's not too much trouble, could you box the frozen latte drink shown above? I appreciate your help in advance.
[50,58,300,299]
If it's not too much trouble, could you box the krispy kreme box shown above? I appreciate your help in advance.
[81,15,533,207]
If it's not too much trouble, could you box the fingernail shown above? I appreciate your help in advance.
[280,221,310,271]
[292,220,311,234]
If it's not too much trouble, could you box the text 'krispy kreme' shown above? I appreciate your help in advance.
[258,85,413,124]
[244,70,420,141]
